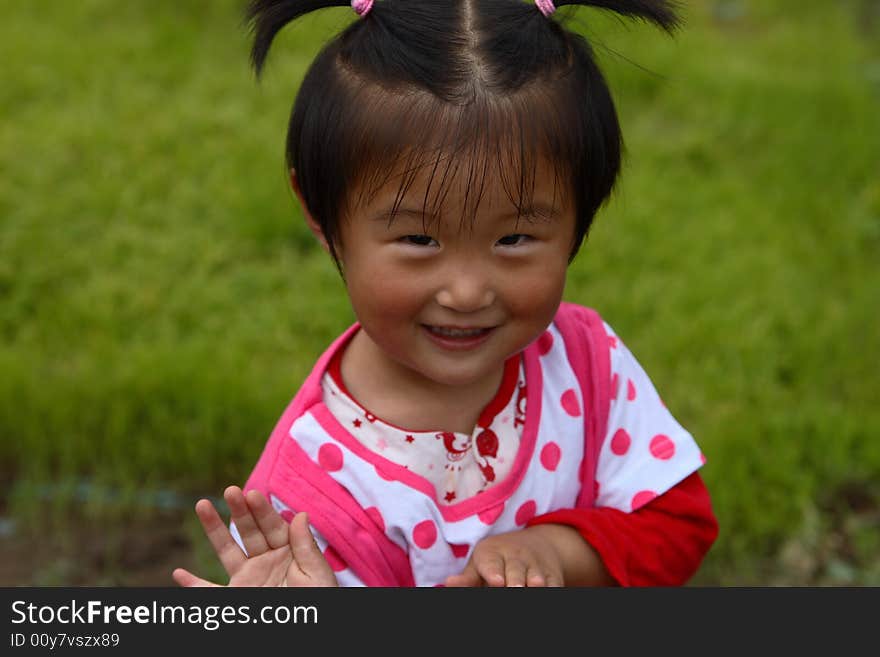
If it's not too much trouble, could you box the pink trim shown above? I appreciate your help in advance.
[554,303,611,508]
[270,429,413,586]
[311,345,544,523]
[475,355,521,428]
[584,308,612,506]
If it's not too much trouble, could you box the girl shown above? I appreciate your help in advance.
[173,0,718,588]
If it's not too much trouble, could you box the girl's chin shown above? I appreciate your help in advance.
[407,357,506,390]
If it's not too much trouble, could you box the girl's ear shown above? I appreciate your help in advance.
[290,168,331,253]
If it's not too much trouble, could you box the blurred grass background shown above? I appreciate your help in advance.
[1,0,878,585]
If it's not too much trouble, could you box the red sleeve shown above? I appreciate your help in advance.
[526,472,718,586]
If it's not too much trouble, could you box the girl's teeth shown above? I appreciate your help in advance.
[429,326,486,338]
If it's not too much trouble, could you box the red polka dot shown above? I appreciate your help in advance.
[631,490,657,510]
[449,543,470,559]
[537,331,554,355]
[323,545,346,572]
[515,500,537,526]
[279,510,294,524]
[540,442,561,471]
[611,373,620,400]
[478,503,505,525]
[608,335,618,349]
[610,428,631,456]
[318,443,343,472]
[627,379,637,401]
[649,434,676,460]
[365,506,385,532]
[412,520,438,549]
[375,465,395,481]
[560,389,581,417]
[700,453,707,465]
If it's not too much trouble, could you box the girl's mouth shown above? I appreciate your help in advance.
[422,325,495,350]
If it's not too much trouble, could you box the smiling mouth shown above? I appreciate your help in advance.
[424,325,494,338]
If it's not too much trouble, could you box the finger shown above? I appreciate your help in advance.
[224,486,270,557]
[503,558,528,587]
[543,571,563,588]
[525,566,549,588]
[172,568,220,588]
[194,498,246,575]
[288,513,338,587]
[244,489,289,550]
[473,553,506,587]
[444,563,483,588]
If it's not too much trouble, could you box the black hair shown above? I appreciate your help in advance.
[246,0,680,267]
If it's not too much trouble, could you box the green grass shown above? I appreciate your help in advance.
[1,0,878,585]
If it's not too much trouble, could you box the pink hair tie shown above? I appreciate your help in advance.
[352,0,374,17]
[535,0,556,17]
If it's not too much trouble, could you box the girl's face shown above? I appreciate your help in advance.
[330,158,575,392]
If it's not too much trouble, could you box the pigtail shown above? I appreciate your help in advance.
[556,0,681,33]
[246,0,353,76]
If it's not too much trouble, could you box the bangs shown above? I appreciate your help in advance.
[338,80,578,234]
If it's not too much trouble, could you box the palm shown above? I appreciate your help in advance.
[173,487,337,588]
[227,544,297,586]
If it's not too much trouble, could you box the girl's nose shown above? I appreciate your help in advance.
[434,265,496,313]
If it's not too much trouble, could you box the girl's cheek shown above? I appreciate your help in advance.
[350,269,426,315]
[506,265,567,313]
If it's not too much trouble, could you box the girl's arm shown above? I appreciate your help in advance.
[526,471,718,586]
[447,472,716,587]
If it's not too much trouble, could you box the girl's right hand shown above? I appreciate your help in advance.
[172,486,338,587]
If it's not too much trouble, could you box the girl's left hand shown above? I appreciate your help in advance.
[172,486,338,588]
[444,526,565,587]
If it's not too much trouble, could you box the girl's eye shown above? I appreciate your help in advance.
[496,234,531,247]
[401,234,438,247]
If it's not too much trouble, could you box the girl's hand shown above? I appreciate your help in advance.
[172,486,338,588]
[444,526,565,587]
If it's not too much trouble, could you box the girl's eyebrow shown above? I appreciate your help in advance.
[370,207,438,222]
[370,203,561,223]
[502,203,561,221]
